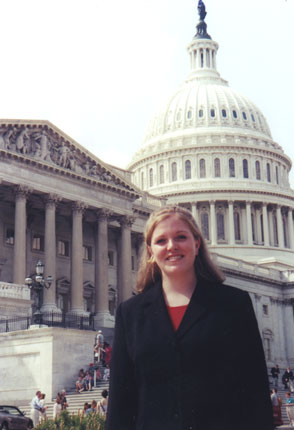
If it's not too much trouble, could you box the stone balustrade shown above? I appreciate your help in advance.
[0,282,30,300]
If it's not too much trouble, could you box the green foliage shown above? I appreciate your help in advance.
[35,410,105,430]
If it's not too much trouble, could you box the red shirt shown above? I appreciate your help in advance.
[167,305,188,331]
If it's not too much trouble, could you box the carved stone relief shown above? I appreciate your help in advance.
[0,125,127,189]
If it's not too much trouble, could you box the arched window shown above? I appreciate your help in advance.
[217,213,225,241]
[185,160,191,180]
[234,212,241,241]
[201,212,209,240]
[276,166,279,185]
[141,172,144,190]
[210,108,215,118]
[214,158,221,177]
[159,165,164,184]
[199,109,204,118]
[149,168,153,187]
[200,159,206,178]
[229,158,235,177]
[221,109,227,118]
[255,160,261,180]
[187,110,192,120]
[251,113,255,122]
[267,163,271,182]
[171,162,177,181]
[242,112,247,120]
[232,110,238,119]
[243,159,249,178]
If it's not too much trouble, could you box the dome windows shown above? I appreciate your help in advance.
[232,110,238,119]
[149,168,154,187]
[266,163,271,182]
[201,212,209,240]
[242,112,247,120]
[214,158,221,177]
[210,108,216,118]
[243,159,249,178]
[176,109,182,122]
[199,159,206,178]
[187,109,193,120]
[255,160,261,180]
[199,109,204,118]
[171,162,177,181]
[229,158,235,177]
[185,160,191,180]
[159,165,164,184]
[221,109,227,118]
[251,113,255,122]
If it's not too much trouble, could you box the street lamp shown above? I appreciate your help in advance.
[25,260,53,289]
[25,260,53,324]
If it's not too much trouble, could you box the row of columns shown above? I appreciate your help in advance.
[191,200,294,249]
[12,185,135,320]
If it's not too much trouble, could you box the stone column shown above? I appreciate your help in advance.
[69,202,87,316]
[118,215,134,303]
[191,202,199,225]
[209,200,216,246]
[41,194,60,313]
[276,205,284,248]
[228,201,235,245]
[262,203,270,247]
[287,208,294,250]
[94,209,112,328]
[246,201,253,246]
[283,300,294,363]
[13,185,30,285]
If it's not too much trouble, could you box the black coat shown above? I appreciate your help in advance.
[106,279,273,430]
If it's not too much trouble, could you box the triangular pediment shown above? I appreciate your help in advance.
[0,119,142,198]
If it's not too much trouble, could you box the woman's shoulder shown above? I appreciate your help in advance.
[202,280,251,309]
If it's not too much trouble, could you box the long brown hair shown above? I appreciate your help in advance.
[136,205,225,292]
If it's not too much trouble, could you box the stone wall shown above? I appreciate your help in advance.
[0,327,95,403]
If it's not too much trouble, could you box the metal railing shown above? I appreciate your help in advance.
[0,311,96,333]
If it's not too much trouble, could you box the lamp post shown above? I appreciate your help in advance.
[25,260,53,324]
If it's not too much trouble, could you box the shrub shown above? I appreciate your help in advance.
[36,410,105,430]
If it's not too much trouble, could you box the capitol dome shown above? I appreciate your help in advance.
[128,6,294,266]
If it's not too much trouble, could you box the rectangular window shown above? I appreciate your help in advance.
[32,234,44,251]
[108,251,114,266]
[57,239,70,257]
[83,245,92,261]
[5,228,14,245]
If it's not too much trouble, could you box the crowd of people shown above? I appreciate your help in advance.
[270,364,294,427]
[80,390,109,418]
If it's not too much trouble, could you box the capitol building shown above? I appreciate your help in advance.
[0,2,294,404]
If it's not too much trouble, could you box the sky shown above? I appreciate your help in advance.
[0,0,293,186]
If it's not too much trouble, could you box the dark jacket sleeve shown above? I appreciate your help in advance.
[106,302,137,430]
[236,292,274,430]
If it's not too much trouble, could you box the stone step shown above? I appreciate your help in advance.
[19,382,109,419]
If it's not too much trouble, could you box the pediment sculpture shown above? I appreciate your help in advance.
[0,124,131,190]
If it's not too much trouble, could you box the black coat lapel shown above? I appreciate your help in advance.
[176,278,209,339]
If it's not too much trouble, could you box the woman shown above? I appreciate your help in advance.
[98,389,108,417]
[39,393,47,421]
[53,396,62,420]
[106,206,273,430]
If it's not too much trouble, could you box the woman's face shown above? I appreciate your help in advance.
[148,215,200,280]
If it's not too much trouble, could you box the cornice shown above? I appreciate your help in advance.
[0,121,142,200]
[129,143,291,170]
[157,188,294,204]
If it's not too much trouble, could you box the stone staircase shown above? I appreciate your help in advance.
[18,381,109,419]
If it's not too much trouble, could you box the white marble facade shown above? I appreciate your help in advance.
[0,119,162,328]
